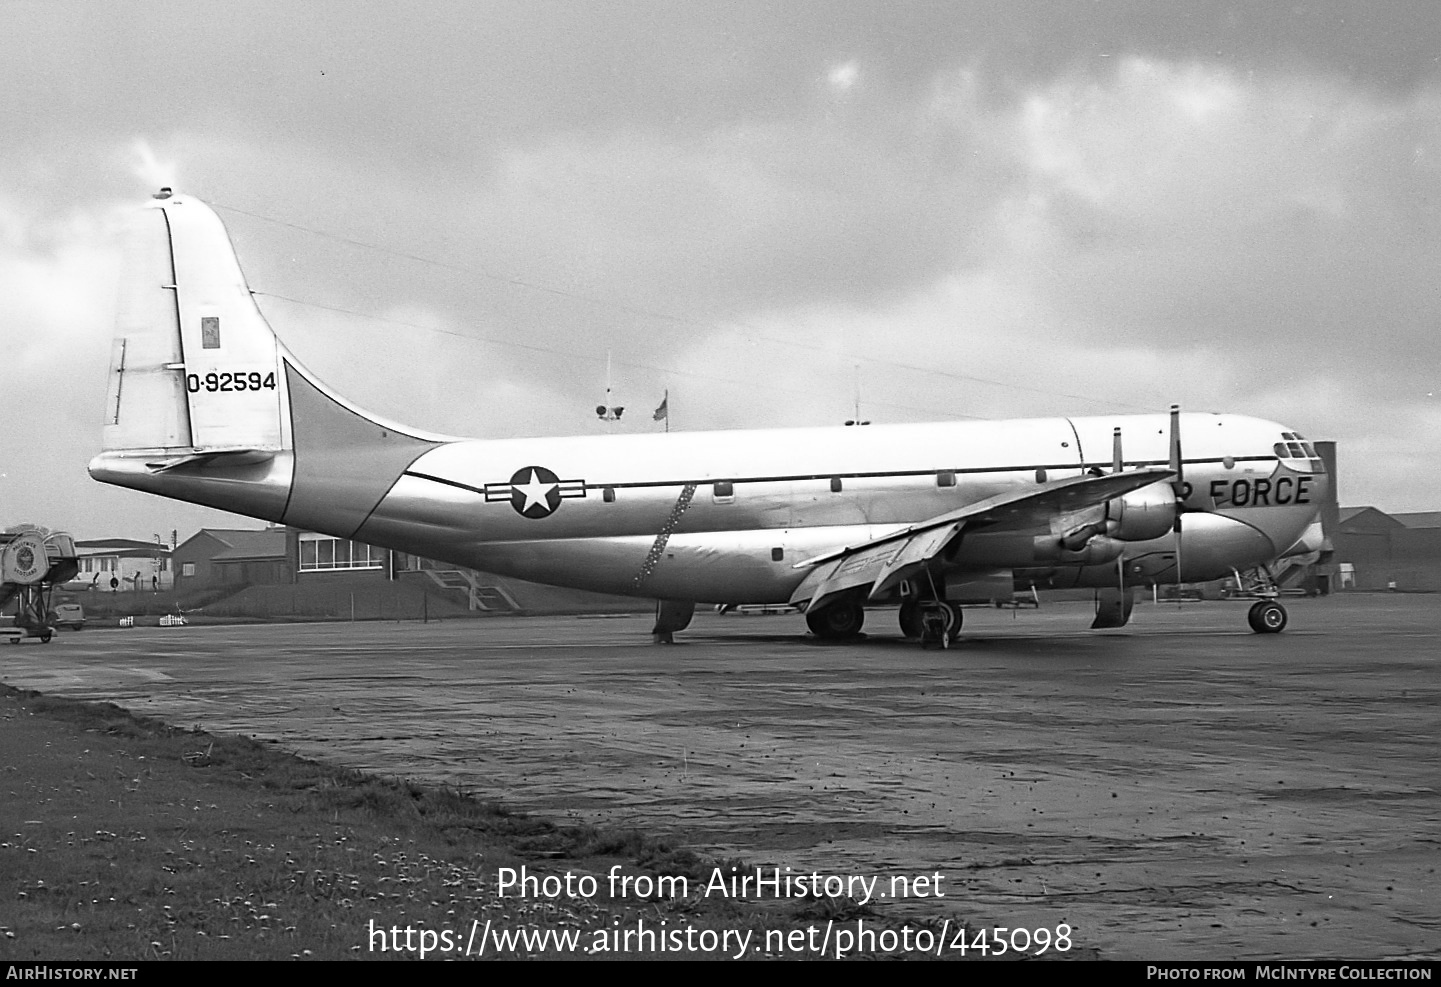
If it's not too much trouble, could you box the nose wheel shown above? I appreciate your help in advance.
[1247,599,1288,633]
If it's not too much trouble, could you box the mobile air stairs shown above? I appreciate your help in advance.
[1,527,80,643]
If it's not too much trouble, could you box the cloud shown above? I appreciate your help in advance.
[827,60,860,94]
[4,7,1441,535]
[897,58,1441,400]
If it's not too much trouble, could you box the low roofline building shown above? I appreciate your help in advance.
[68,538,172,592]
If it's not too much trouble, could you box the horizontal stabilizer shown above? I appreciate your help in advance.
[144,449,277,473]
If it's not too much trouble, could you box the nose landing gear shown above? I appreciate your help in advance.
[1247,599,1288,633]
[1231,566,1289,634]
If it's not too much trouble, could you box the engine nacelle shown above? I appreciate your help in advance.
[1105,481,1178,542]
[1033,533,1126,565]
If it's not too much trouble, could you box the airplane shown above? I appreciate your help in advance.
[89,190,1329,645]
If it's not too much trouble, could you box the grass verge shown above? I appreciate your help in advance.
[1,684,902,960]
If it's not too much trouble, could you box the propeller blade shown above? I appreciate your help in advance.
[1112,426,1123,473]
[1169,403,1187,535]
[1168,404,1184,489]
[1169,403,1185,592]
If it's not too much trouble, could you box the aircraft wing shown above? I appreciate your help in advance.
[789,467,1174,612]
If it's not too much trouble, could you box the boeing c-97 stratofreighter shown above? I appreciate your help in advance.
[90,191,1329,644]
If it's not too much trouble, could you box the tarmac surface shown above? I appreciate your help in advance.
[2,594,1437,960]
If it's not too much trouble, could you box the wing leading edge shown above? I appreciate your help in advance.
[789,467,1175,613]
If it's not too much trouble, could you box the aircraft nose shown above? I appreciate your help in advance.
[1179,512,1279,574]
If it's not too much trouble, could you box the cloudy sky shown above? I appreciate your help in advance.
[2,1,1438,540]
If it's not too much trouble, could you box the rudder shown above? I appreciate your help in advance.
[103,189,285,455]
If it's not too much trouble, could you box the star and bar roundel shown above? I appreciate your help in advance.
[484,466,586,519]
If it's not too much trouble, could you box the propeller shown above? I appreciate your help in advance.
[1093,408,1187,617]
[1115,425,1127,592]
[1114,426,1126,593]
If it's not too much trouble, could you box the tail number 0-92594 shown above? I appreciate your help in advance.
[186,371,277,394]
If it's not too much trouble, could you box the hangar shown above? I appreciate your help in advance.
[1331,507,1441,591]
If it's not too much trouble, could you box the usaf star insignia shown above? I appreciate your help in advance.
[484,466,586,519]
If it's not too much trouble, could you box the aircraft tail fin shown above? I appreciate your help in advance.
[94,190,449,534]
[102,189,285,456]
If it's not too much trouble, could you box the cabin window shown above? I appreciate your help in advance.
[1035,468,1047,483]
[602,486,616,503]
[937,471,956,488]
[830,477,843,493]
[713,481,735,503]
[771,547,784,562]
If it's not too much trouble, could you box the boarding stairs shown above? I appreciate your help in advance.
[422,568,520,612]
[2,528,81,643]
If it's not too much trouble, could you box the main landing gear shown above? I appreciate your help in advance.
[898,600,962,648]
[805,601,865,640]
[806,599,963,646]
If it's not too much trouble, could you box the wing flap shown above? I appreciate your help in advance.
[868,521,964,599]
[792,540,907,613]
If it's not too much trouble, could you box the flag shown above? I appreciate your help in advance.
[653,391,668,422]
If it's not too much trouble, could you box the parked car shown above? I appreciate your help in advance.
[49,602,86,630]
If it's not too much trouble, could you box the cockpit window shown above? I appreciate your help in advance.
[1274,433,1325,473]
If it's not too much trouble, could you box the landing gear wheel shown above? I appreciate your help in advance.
[898,601,923,639]
[919,602,963,648]
[1247,600,1287,634]
[944,602,963,643]
[806,602,865,640]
